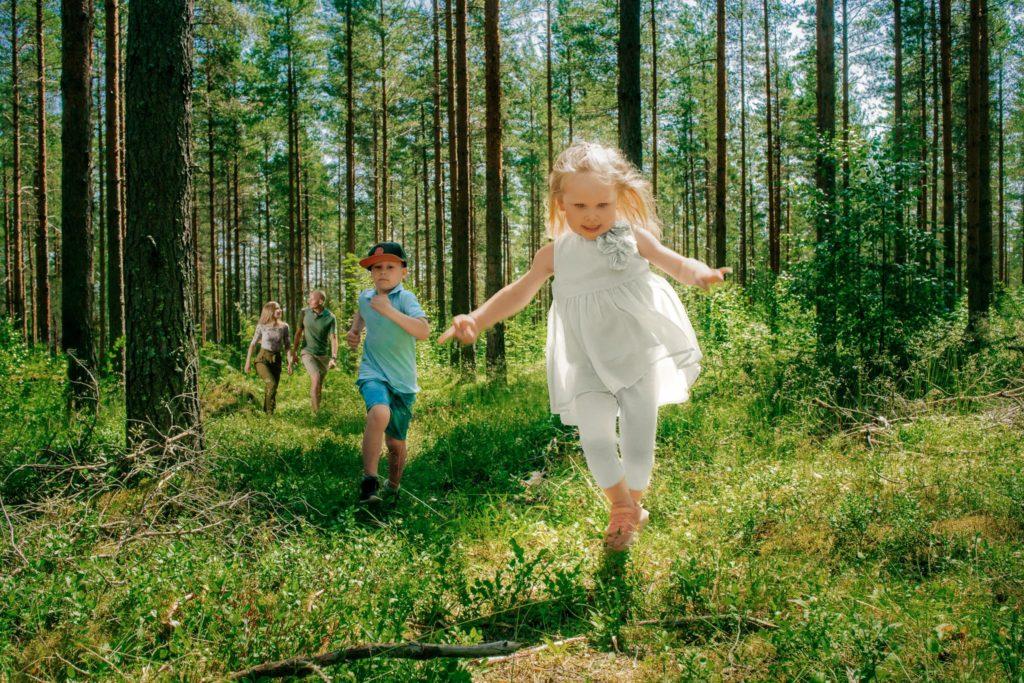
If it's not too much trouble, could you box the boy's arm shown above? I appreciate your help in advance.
[439,242,553,345]
[634,229,730,289]
[346,309,364,350]
[371,295,430,340]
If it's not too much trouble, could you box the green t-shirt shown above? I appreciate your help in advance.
[300,307,337,356]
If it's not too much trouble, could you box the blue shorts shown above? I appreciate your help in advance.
[357,379,416,441]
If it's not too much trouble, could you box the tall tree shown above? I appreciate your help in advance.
[10,0,25,334]
[815,0,836,356]
[484,0,504,376]
[432,0,445,319]
[618,0,641,167]
[939,0,954,307]
[996,61,1004,284]
[964,0,991,327]
[125,0,202,447]
[714,0,727,267]
[650,0,658,196]
[894,0,905,267]
[344,0,355,256]
[764,0,779,274]
[34,0,49,347]
[61,0,96,407]
[739,0,748,285]
[106,0,124,359]
[452,0,473,366]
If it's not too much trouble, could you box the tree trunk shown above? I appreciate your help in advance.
[939,0,954,307]
[618,0,641,168]
[10,0,25,336]
[841,0,849,198]
[452,0,473,367]
[34,0,49,348]
[714,0,727,267]
[964,0,991,328]
[125,0,202,448]
[344,0,356,259]
[61,0,96,408]
[739,0,747,285]
[432,0,445,319]
[996,61,1004,285]
[894,0,905,268]
[379,0,389,242]
[815,0,836,357]
[930,0,938,273]
[206,61,218,342]
[650,0,658,196]
[545,0,553,173]
[764,0,778,274]
[105,0,124,360]
[484,0,504,377]
[421,105,431,300]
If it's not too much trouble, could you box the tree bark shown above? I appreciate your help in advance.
[10,0,25,335]
[714,0,727,267]
[739,0,748,285]
[432,0,445,319]
[894,0,905,268]
[650,0,658,196]
[764,0,778,274]
[484,0,504,377]
[206,60,218,342]
[105,0,123,360]
[964,0,991,328]
[344,0,356,257]
[815,0,836,357]
[125,0,202,448]
[618,0,642,168]
[452,0,473,367]
[939,0,954,307]
[34,0,49,348]
[61,0,96,408]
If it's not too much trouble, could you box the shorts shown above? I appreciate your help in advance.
[358,378,416,441]
[301,350,330,380]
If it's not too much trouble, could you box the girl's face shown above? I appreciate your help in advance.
[556,172,619,240]
[273,306,283,320]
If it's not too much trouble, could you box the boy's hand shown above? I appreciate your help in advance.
[370,293,394,315]
[328,358,337,370]
[438,314,478,345]
[244,362,251,374]
[346,327,361,350]
[694,266,731,291]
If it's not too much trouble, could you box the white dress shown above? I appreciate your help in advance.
[546,222,702,426]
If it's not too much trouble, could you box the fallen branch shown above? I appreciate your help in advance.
[633,614,778,631]
[229,640,524,680]
[473,635,588,664]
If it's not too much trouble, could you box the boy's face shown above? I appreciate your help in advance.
[370,260,408,293]
[557,172,619,240]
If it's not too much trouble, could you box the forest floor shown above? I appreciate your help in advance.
[2,289,1024,681]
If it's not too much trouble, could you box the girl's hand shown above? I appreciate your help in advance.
[694,266,732,291]
[244,362,251,374]
[438,314,478,345]
[287,361,294,375]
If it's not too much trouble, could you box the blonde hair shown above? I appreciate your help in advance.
[546,141,662,239]
[258,301,282,326]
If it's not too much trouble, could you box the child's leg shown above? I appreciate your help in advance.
[384,436,407,488]
[362,404,390,477]
[574,391,624,490]
[617,371,659,499]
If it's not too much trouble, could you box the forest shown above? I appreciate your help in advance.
[1,0,1024,678]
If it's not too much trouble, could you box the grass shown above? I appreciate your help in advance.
[1,289,1023,680]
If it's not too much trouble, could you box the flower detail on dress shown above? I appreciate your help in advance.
[595,221,636,271]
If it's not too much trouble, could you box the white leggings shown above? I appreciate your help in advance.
[575,370,659,491]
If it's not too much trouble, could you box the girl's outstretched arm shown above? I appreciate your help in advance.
[634,229,731,290]
[439,242,554,345]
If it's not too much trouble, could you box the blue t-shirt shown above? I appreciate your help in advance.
[357,283,426,394]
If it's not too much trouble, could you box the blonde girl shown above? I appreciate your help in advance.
[440,141,729,551]
[244,301,293,414]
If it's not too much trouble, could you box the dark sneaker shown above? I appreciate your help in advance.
[359,476,381,504]
[382,480,400,503]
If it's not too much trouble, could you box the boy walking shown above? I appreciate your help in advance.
[347,242,430,504]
